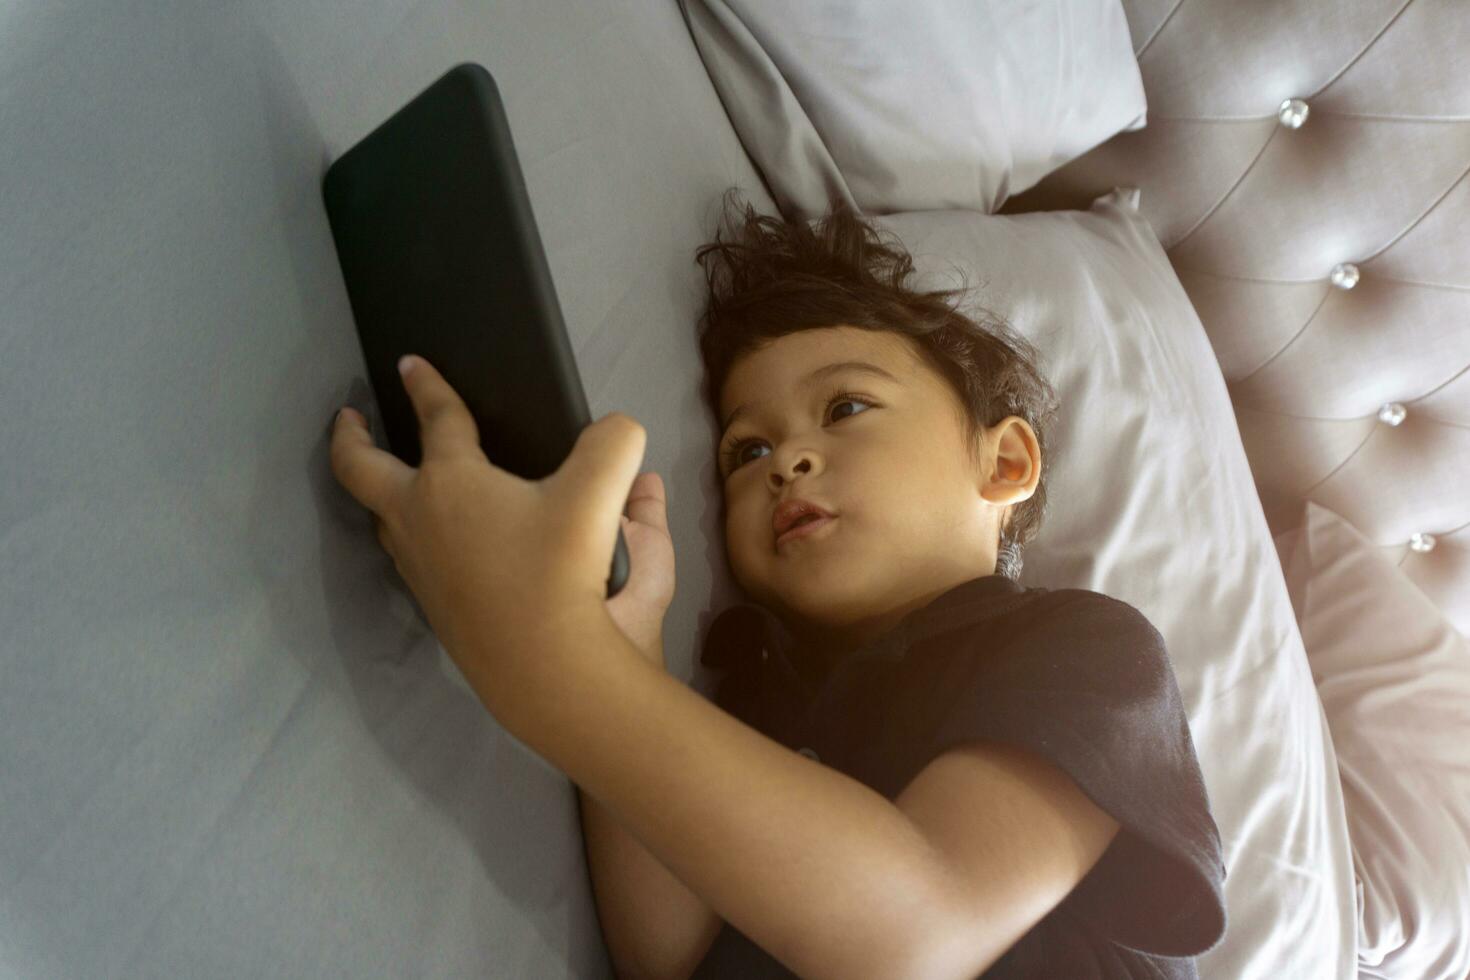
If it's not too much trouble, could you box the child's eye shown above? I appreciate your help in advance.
[720,392,875,474]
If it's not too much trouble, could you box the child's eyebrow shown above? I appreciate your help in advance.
[721,360,900,438]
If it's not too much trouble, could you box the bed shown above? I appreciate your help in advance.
[1,0,1465,977]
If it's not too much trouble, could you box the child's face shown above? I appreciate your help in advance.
[716,325,1039,662]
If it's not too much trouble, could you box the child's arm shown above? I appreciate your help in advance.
[493,614,972,980]
[580,785,723,980]
[582,478,721,977]
[577,631,723,980]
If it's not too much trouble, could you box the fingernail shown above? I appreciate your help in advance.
[397,355,415,379]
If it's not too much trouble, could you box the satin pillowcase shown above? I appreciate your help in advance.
[679,0,1147,219]
[859,190,1359,977]
[1273,501,1470,980]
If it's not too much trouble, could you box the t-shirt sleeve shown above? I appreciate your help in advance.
[699,664,759,728]
[697,606,765,726]
[920,591,1228,958]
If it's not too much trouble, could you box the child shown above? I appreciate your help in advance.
[582,188,1228,979]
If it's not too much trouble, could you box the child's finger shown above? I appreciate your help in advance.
[622,472,667,530]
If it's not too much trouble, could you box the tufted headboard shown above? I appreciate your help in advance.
[998,0,1470,635]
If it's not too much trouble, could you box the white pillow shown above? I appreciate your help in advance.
[678,0,1146,218]
[857,190,1358,977]
[1273,501,1470,980]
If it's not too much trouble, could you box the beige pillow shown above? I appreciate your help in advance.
[856,190,1358,977]
[678,0,1147,218]
[1273,501,1470,980]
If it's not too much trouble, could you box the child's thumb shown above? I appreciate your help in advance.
[623,471,667,528]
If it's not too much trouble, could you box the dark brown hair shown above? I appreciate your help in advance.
[693,186,1061,580]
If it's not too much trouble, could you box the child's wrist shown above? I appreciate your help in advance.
[617,626,666,669]
[638,633,667,671]
[603,608,668,669]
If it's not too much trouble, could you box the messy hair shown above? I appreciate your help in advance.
[692,186,1061,581]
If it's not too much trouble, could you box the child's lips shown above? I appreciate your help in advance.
[775,514,836,548]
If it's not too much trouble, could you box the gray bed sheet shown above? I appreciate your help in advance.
[1,1,764,975]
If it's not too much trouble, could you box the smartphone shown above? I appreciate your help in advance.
[321,61,629,599]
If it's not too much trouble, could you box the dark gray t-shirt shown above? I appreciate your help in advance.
[687,574,1228,978]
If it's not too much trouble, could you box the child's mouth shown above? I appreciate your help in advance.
[776,514,835,548]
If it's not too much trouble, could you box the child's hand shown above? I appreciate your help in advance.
[330,354,648,706]
[605,471,675,668]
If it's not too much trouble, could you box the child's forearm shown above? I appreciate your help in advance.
[487,613,964,980]
[578,785,722,979]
